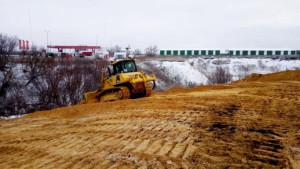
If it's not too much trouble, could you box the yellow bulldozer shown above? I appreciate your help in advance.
[83,58,156,103]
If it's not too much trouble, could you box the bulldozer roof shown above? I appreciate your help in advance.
[111,58,134,65]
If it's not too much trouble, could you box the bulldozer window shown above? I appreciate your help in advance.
[123,61,137,73]
[114,64,122,75]
[113,61,137,75]
[105,67,112,78]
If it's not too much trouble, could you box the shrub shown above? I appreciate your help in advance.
[207,66,232,85]
[0,56,108,116]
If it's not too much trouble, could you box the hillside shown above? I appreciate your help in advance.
[0,70,299,169]
[137,57,300,91]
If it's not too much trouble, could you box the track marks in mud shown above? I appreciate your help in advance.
[0,111,199,169]
[1,79,299,168]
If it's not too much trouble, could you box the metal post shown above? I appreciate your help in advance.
[45,30,50,53]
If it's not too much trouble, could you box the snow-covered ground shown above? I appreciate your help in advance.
[154,60,208,85]
[189,58,300,81]
[0,114,25,119]
[138,57,300,90]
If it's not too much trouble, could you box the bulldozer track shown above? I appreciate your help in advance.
[0,71,299,169]
[98,87,130,102]
[119,86,130,100]
[145,83,152,97]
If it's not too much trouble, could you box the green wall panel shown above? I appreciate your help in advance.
[258,51,264,55]
[180,50,185,55]
[242,51,248,55]
[194,50,199,55]
[267,51,273,55]
[215,50,220,55]
[160,50,165,55]
[187,50,192,55]
[173,50,178,55]
[250,51,256,55]
[236,51,240,55]
[166,50,171,55]
[275,51,281,55]
[283,51,288,55]
[208,50,214,55]
[201,50,206,55]
[229,51,234,55]
[291,51,296,55]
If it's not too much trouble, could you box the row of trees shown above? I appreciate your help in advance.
[0,33,108,116]
[108,45,158,56]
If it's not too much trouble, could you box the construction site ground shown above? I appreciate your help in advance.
[0,70,299,169]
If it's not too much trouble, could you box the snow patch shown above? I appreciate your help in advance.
[153,60,208,86]
[0,114,25,119]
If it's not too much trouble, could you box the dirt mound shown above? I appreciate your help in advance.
[241,70,300,82]
[0,71,299,169]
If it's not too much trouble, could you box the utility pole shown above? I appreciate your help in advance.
[96,34,99,45]
[45,30,50,53]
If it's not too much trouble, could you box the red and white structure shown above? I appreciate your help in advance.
[47,45,101,58]
[19,39,29,50]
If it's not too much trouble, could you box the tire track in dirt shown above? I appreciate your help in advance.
[0,72,299,168]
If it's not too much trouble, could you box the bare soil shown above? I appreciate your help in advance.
[0,70,299,169]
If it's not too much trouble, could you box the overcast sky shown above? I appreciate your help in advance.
[1,0,300,50]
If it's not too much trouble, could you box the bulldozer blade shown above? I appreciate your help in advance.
[84,91,100,104]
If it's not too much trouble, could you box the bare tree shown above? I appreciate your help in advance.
[145,45,158,57]
[0,33,18,116]
[108,45,121,53]
[0,33,17,71]
[207,66,232,85]
[0,69,13,97]
[134,49,142,55]
[0,33,17,97]
[21,44,47,86]
[25,58,108,110]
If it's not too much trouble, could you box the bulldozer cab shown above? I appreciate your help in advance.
[83,58,156,103]
[112,60,137,75]
[102,59,138,81]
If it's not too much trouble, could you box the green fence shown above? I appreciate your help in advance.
[159,50,299,56]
